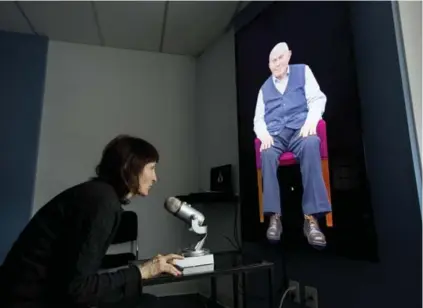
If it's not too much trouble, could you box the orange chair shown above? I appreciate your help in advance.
[254,119,333,227]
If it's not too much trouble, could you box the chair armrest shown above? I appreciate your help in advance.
[316,119,328,159]
[254,138,262,169]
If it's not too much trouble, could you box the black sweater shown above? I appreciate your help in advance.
[0,180,142,307]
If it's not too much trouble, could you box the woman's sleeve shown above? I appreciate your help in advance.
[63,200,143,306]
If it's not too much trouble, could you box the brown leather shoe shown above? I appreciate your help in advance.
[304,215,326,248]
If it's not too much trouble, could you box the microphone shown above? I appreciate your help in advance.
[164,197,214,265]
[164,197,207,235]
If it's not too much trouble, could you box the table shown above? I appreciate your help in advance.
[131,251,275,308]
[176,192,239,204]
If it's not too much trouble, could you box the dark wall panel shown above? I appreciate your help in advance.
[0,31,48,263]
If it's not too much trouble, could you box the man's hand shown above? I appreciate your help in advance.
[260,134,274,152]
[299,121,318,138]
[138,253,184,279]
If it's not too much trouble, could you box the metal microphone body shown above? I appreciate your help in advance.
[164,197,214,265]
[165,197,205,225]
[164,197,207,235]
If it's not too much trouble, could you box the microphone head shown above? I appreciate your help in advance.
[164,196,182,214]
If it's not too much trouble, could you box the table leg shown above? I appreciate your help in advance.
[233,273,239,308]
[268,268,274,308]
[210,277,217,302]
[242,272,247,308]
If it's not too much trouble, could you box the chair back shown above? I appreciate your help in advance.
[113,210,138,244]
[101,211,139,269]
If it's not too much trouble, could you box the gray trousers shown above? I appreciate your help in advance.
[261,127,331,216]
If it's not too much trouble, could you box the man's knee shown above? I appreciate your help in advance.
[261,147,280,162]
[302,135,320,151]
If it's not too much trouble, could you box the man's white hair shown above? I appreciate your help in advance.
[269,42,289,59]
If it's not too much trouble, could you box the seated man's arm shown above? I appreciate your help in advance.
[254,90,274,151]
[254,90,270,140]
[304,65,327,125]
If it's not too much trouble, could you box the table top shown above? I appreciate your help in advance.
[132,250,274,286]
[176,192,239,204]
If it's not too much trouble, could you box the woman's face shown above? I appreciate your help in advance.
[138,162,157,196]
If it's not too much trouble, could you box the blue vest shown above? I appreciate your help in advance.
[262,64,308,136]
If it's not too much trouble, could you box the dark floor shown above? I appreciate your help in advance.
[158,241,310,308]
[159,294,224,308]
[157,242,298,308]
[159,292,303,308]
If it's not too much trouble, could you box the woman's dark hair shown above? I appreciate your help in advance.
[95,135,159,199]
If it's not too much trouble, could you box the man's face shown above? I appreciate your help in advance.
[269,50,292,79]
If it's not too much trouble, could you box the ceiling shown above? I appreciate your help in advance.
[0,1,250,57]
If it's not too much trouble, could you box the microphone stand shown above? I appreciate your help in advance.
[181,218,210,257]
[174,218,215,269]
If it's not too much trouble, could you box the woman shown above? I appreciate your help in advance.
[0,135,183,308]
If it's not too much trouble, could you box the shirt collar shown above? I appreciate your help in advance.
[273,66,290,83]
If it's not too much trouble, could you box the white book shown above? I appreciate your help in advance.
[182,264,215,275]
[174,254,214,268]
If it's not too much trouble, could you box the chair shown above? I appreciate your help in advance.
[101,210,139,269]
[254,119,333,227]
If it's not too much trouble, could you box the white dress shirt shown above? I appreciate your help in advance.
[253,65,327,140]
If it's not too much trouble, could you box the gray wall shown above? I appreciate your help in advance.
[0,31,48,263]
[35,40,199,296]
[396,1,422,204]
[195,29,241,307]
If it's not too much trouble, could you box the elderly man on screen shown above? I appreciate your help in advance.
[253,42,331,248]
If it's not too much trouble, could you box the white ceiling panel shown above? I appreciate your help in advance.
[163,1,238,56]
[0,1,250,57]
[0,2,32,34]
[240,1,250,11]
[20,1,100,45]
[95,1,166,52]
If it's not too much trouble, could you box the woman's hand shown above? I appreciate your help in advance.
[138,254,184,279]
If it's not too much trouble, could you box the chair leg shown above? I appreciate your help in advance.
[321,159,333,227]
[257,169,264,223]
